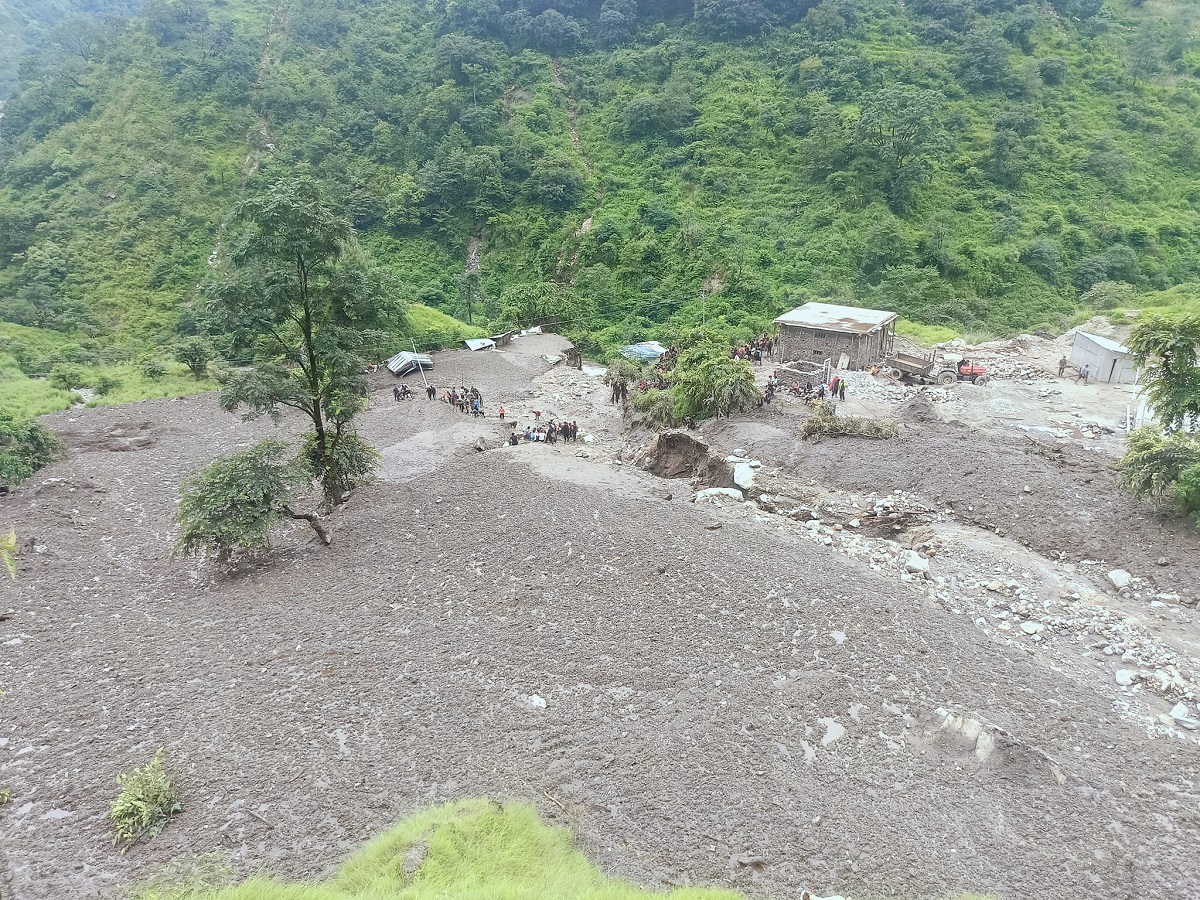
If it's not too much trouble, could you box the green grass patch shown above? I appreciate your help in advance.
[406,304,488,350]
[896,319,959,347]
[0,374,76,420]
[131,800,745,900]
[85,362,220,408]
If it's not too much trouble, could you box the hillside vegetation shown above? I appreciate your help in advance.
[1,0,1199,410]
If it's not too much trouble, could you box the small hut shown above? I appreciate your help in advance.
[773,302,897,370]
[1070,331,1139,384]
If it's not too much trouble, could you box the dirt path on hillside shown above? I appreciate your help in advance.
[2,337,1199,900]
[551,59,601,283]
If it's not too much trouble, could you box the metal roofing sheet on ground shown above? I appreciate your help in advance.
[773,302,897,334]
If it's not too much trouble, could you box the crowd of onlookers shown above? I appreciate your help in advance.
[506,420,580,445]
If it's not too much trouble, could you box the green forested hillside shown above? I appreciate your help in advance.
[2,0,1199,388]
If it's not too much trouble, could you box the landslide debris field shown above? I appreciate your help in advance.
[3,334,1199,900]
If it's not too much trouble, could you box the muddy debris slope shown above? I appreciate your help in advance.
[2,337,1199,900]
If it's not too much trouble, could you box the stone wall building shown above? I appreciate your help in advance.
[773,302,898,370]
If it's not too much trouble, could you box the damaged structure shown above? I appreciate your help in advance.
[773,302,897,370]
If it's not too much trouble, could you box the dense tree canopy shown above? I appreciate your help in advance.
[0,0,1197,392]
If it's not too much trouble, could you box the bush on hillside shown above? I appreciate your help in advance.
[0,415,66,489]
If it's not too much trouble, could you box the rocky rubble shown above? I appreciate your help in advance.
[934,337,1056,382]
[690,470,1200,740]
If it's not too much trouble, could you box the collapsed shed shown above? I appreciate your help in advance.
[1070,331,1139,384]
[773,302,897,370]
[385,351,433,376]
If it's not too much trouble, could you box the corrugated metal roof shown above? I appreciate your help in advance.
[464,338,496,351]
[1074,331,1130,355]
[773,302,897,335]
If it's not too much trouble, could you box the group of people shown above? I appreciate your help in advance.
[760,369,845,404]
[733,333,774,365]
[392,383,440,401]
[444,386,486,416]
[508,420,581,445]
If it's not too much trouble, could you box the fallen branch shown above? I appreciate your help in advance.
[285,507,331,545]
[800,401,899,441]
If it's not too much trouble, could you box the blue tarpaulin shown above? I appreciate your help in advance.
[619,341,668,362]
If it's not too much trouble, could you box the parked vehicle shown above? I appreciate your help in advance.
[881,351,989,386]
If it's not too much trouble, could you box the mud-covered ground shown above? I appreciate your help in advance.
[2,335,1199,900]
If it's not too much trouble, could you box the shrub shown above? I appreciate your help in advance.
[109,749,182,850]
[1038,57,1068,85]
[173,338,215,380]
[632,388,680,428]
[0,415,66,489]
[139,357,168,380]
[673,345,759,419]
[175,440,309,560]
[1118,427,1200,525]
[48,362,86,390]
[93,374,123,396]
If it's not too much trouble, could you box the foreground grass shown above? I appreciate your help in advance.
[131,800,743,900]
[129,799,998,900]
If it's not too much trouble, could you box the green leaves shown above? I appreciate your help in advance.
[108,749,181,851]
[673,342,759,419]
[207,179,386,511]
[0,414,66,490]
[1118,427,1200,526]
[1126,312,1200,432]
[852,85,945,213]
[175,440,302,560]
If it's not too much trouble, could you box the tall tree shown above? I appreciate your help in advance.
[852,85,945,212]
[1126,311,1200,432]
[206,178,402,508]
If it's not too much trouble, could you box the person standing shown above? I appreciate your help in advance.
[1076,364,1090,384]
[1057,356,1068,377]
[392,385,401,402]
[838,379,846,401]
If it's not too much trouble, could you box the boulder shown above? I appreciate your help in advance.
[732,462,756,492]
[695,487,744,503]
[1107,569,1132,590]
[900,550,929,576]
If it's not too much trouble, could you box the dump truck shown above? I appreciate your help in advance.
[881,350,989,386]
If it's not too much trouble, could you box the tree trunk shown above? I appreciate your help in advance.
[286,507,331,546]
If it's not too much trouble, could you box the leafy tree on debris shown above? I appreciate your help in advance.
[175,439,352,558]
[206,178,401,510]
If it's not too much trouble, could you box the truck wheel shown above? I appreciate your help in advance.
[937,371,957,386]
[885,368,902,381]
[974,375,989,386]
